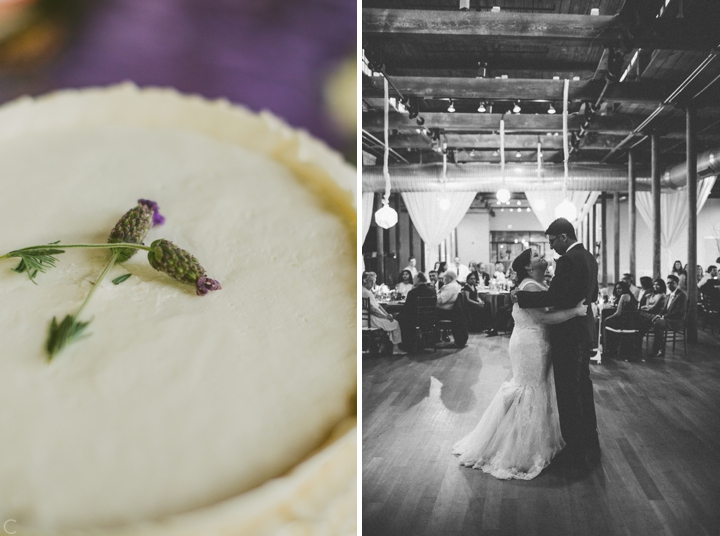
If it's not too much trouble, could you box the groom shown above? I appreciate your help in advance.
[515,218,600,466]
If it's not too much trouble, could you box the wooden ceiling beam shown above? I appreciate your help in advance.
[363,77,672,103]
[388,132,634,151]
[363,112,643,133]
[363,9,719,51]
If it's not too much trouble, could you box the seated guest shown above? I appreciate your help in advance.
[608,280,623,307]
[680,264,689,291]
[438,261,448,278]
[428,270,442,291]
[646,274,687,358]
[602,281,639,357]
[699,265,719,290]
[493,262,506,282]
[468,261,478,281]
[696,265,704,283]
[477,262,491,286]
[361,271,405,355]
[639,278,667,315]
[462,272,491,332]
[395,269,414,298]
[397,272,437,349]
[699,265,720,311]
[451,256,470,283]
[436,270,461,320]
[403,256,418,278]
[621,273,641,300]
[638,276,654,307]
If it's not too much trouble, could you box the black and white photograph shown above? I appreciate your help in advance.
[362,1,720,535]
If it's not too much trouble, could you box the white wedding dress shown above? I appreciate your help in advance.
[452,279,567,480]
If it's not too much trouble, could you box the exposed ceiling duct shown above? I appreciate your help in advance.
[361,163,652,192]
[662,146,720,188]
[363,146,720,192]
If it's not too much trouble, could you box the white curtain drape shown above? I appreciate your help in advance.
[362,192,374,244]
[524,190,600,231]
[401,192,477,249]
[636,176,717,271]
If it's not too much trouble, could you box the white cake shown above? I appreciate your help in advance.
[0,85,357,535]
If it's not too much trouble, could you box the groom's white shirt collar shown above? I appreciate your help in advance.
[565,241,582,253]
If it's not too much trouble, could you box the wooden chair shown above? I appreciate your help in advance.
[645,308,688,357]
[362,297,389,357]
[699,291,720,334]
[605,326,643,361]
[604,311,642,361]
[412,295,438,352]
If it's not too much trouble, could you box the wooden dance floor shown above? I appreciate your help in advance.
[362,331,720,536]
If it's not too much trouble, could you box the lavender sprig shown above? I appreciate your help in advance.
[108,199,165,262]
[147,239,222,296]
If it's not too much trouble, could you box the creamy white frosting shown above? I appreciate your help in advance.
[0,87,356,532]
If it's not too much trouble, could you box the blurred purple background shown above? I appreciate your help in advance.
[0,0,356,152]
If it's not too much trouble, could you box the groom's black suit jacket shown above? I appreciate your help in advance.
[516,242,598,344]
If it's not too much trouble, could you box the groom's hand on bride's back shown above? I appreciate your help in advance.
[510,289,519,303]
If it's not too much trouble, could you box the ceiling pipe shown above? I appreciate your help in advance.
[662,145,720,188]
[362,145,720,192]
[362,163,653,192]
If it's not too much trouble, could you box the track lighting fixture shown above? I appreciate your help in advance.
[547,103,556,114]
[448,100,455,113]
[478,102,486,113]
[512,101,521,114]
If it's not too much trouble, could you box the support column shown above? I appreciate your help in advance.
[420,237,425,272]
[651,134,662,280]
[408,210,414,259]
[613,191,621,284]
[628,150,637,277]
[591,202,597,258]
[586,213,591,252]
[601,194,608,286]
[375,194,385,284]
[393,194,401,258]
[686,105,698,343]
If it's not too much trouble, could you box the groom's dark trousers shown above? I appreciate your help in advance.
[516,243,600,454]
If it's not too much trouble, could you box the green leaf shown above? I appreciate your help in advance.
[7,243,65,283]
[46,315,91,360]
[112,273,132,285]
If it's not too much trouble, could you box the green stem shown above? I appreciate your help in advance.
[0,242,153,261]
[75,252,119,320]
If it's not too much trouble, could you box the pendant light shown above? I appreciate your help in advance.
[555,79,577,222]
[374,77,398,229]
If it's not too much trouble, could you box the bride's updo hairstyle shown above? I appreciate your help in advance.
[511,248,533,284]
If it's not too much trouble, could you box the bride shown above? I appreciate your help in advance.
[452,248,586,480]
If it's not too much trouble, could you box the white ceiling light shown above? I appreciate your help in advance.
[496,188,511,203]
[547,103,556,114]
[515,151,522,158]
[447,100,456,113]
[375,203,398,229]
[478,102,486,113]
[512,101,521,114]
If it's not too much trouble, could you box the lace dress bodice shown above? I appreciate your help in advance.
[509,280,552,386]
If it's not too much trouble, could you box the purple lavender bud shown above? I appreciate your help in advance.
[196,275,222,296]
[138,199,165,226]
[147,239,221,296]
